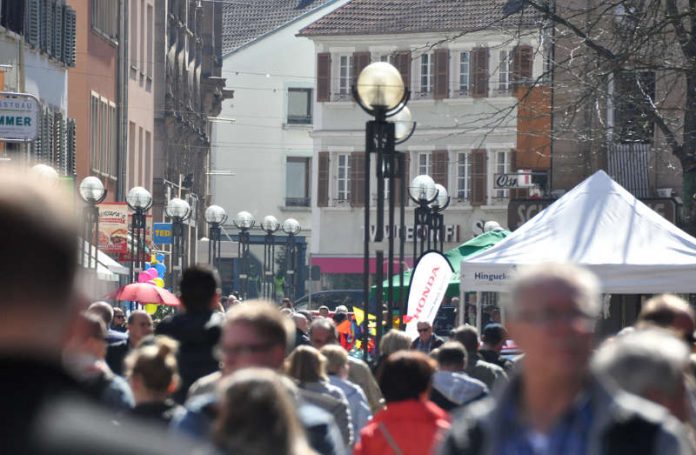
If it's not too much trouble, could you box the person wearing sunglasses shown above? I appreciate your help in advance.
[410,321,444,354]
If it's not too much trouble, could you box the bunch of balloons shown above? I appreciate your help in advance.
[136,253,167,288]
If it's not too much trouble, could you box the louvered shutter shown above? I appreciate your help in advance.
[471,47,489,98]
[40,0,52,53]
[317,53,331,102]
[431,150,449,186]
[63,6,76,66]
[317,152,329,207]
[53,1,63,61]
[433,49,449,100]
[25,0,40,47]
[350,152,365,207]
[66,118,76,176]
[512,45,533,86]
[394,52,411,90]
[352,52,371,87]
[470,149,487,206]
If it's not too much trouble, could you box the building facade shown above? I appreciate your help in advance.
[300,0,548,285]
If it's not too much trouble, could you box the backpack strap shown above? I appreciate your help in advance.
[603,416,659,455]
[378,422,405,455]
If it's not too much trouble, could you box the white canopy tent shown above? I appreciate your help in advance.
[461,170,696,298]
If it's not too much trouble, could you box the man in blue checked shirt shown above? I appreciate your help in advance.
[439,263,691,455]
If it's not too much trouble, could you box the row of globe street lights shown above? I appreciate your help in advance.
[205,205,302,300]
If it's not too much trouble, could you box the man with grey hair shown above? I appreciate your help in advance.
[440,263,691,454]
[593,329,693,425]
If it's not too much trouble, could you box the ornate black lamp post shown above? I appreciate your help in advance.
[261,215,280,300]
[408,175,439,263]
[78,176,107,269]
[233,211,255,299]
[430,183,450,253]
[126,186,153,282]
[282,218,301,300]
[205,205,227,272]
[166,197,191,291]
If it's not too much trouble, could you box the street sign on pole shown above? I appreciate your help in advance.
[0,92,40,142]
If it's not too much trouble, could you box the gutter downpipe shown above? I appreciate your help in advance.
[116,0,129,200]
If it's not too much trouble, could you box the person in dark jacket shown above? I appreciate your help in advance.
[106,310,154,375]
[155,265,224,403]
[479,323,513,371]
[411,321,445,353]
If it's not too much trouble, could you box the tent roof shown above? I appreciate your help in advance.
[460,170,696,293]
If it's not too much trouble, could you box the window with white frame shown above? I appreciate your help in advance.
[494,150,511,199]
[287,88,313,124]
[498,50,512,94]
[373,54,392,63]
[457,152,471,200]
[337,154,351,202]
[459,51,470,95]
[338,55,353,98]
[90,92,117,177]
[419,53,433,95]
[418,152,431,176]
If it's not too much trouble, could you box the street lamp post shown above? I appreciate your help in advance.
[205,205,227,273]
[430,183,450,253]
[282,218,301,300]
[78,176,107,269]
[353,61,415,358]
[261,215,280,300]
[408,175,439,263]
[233,211,255,299]
[166,198,191,291]
[126,186,153,282]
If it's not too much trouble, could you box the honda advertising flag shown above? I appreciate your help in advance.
[405,251,454,338]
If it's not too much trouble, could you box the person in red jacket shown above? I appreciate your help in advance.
[354,351,451,455]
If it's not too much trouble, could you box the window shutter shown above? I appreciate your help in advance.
[317,152,330,207]
[317,53,331,102]
[63,5,76,66]
[66,118,76,176]
[433,49,449,100]
[470,47,489,98]
[52,2,63,61]
[350,152,365,207]
[470,149,487,206]
[394,51,411,90]
[41,0,52,53]
[431,150,449,187]
[352,52,371,87]
[26,0,40,47]
[512,45,533,86]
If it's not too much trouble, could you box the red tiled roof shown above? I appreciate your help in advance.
[299,0,537,37]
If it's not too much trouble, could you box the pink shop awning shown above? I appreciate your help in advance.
[311,256,414,275]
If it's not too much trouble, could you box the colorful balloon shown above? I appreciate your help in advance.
[144,303,158,315]
[153,277,165,288]
[156,253,165,263]
[146,268,159,279]
[137,272,150,283]
[155,263,166,277]
[144,262,151,270]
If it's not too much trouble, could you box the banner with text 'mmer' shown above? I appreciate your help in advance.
[405,251,454,338]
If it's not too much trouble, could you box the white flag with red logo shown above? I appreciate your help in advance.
[404,252,454,338]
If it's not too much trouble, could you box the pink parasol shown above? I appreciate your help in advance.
[112,283,179,306]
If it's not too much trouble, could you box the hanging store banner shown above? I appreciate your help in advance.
[404,251,454,338]
[97,203,129,254]
[153,223,173,245]
[0,92,40,142]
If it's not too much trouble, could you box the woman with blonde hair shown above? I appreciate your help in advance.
[213,368,315,455]
[124,335,184,424]
[285,345,354,448]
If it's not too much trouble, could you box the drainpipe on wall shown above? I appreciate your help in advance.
[116,0,129,200]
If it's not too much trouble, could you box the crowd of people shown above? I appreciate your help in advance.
[2,165,696,454]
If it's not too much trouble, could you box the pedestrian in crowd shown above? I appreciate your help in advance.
[281,297,295,310]
[297,309,314,324]
[411,321,445,354]
[429,341,488,413]
[354,351,451,455]
[321,345,373,442]
[440,263,691,454]
[0,167,201,454]
[286,345,354,448]
[637,294,696,344]
[87,301,128,344]
[373,329,412,377]
[318,305,330,318]
[175,301,345,455]
[332,307,353,351]
[156,265,225,403]
[228,294,241,308]
[309,318,384,412]
[106,310,154,375]
[125,335,185,425]
[294,312,311,348]
[213,368,316,455]
[592,328,695,446]
[450,324,507,389]
[112,307,127,332]
[479,323,513,371]
[63,312,135,412]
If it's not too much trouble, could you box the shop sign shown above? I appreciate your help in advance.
[0,92,39,142]
[97,203,129,254]
[153,223,173,245]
